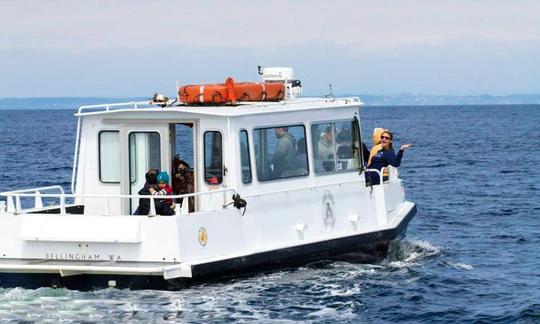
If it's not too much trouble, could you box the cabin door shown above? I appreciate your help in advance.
[120,125,170,215]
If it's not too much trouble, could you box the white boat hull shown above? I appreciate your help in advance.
[0,197,416,290]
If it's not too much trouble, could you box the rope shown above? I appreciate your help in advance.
[225,194,247,216]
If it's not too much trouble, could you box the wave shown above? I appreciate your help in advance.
[385,239,441,268]
[441,261,474,270]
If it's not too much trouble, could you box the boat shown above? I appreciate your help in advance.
[0,67,416,290]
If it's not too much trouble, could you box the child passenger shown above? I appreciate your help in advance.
[149,172,175,215]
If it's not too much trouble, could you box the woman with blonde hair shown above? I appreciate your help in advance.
[366,130,412,185]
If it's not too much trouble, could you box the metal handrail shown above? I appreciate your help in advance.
[1,185,65,195]
[77,101,151,114]
[1,185,65,215]
[242,178,362,199]
[365,168,383,183]
[0,188,236,216]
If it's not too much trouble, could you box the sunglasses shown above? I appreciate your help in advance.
[381,136,391,140]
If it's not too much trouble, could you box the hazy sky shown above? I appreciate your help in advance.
[1,0,539,97]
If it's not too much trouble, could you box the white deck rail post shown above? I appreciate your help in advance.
[60,194,66,215]
[34,191,43,209]
[104,198,111,216]
[6,195,15,213]
[366,168,387,226]
[149,197,156,216]
[15,196,22,214]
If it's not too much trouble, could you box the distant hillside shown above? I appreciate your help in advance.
[0,97,146,110]
[1,95,539,109]
[353,94,540,106]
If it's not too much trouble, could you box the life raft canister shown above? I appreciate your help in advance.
[178,77,285,105]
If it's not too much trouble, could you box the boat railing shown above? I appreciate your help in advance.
[381,166,399,182]
[365,168,384,183]
[0,186,66,214]
[0,188,236,216]
[242,177,369,199]
[77,101,158,115]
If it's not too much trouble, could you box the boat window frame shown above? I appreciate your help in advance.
[127,131,162,186]
[252,123,310,183]
[310,118,361,176]
[239,129,253,184]
[98,130,121,184]
[203,130,224,185]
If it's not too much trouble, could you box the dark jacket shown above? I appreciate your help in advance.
[133,183,175,216]
[366,148,403,185]
[362,142,370,166]
[133,183,154,215]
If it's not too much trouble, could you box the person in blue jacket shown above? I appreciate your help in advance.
[366,130,412,185]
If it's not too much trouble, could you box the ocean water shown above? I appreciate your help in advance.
[0,104,539,322]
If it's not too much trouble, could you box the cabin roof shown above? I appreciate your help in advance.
[75,97,363,118]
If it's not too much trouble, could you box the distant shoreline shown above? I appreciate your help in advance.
[1,95,539,110]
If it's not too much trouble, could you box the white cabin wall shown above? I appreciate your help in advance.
[75,115,122,215]
[197,116,231,211]
[225,106,382,250]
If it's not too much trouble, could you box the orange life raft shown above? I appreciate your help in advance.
[179,77,285,105]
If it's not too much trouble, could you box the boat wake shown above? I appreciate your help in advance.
[385,239,441,268]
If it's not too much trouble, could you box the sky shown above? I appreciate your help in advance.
[1,0,539,97]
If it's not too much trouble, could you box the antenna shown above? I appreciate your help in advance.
[243,29,249,80]
[325,83,334,98]
[321,26,334,96]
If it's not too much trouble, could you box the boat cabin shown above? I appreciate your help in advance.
[73,96,366,216]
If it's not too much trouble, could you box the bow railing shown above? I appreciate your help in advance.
[0,187,236,216]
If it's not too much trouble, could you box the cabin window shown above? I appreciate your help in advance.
[312,120,359,174]
[253,125,308,181]
[128,132,161,184]
[239,130,252,184]
[99,131,120,183]
[204,131,223,185]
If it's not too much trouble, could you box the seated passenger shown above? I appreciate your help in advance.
[368,128,386,166]
[133,168,159,215]
[317,126,334,160]
[272,127,296,177]
[285,137,308,176]
[365,130,412,185]
[172,156,194,212]
[149,172,175,216]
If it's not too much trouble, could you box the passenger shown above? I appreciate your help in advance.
[317,126,334,159]
[133,168,159,215]
[172,156,194,212]
[365,130,412,185]
[290,137,308,175]
[336,125,351,144]
[367,128,387,166]
[149,172,175,215]
[272,127,296,177]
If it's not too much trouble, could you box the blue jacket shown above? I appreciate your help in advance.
[366,148,403,185]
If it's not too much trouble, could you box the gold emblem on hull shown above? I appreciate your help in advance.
[198,227,208,246]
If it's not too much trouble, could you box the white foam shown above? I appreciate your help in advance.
[447,262,474,270]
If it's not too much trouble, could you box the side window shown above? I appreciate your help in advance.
[253,125,308,181]
[335,121,358,171]
[204,131,223,184]
[311,123,335,173]
[99,131,120,183]
[128,132,161,184]
[239,130,252,184]
[312,120,358,174]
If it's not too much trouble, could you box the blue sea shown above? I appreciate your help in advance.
[0,103,539,322]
